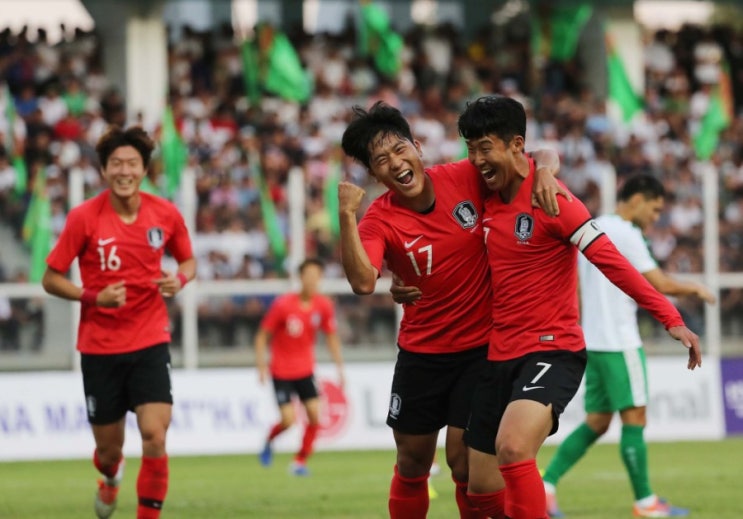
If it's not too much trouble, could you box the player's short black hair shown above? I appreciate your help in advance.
[341,101,415,169]
[458,95,526,144]
[298,257,325,274]
[617,174,666,202]
[96,125,155,169]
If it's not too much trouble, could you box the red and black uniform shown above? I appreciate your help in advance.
[47,191,193,424]
[358,159,492,433]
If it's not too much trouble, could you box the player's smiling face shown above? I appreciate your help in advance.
[102,145,145,199]
[467,134,522,192]
[367,132,425,198]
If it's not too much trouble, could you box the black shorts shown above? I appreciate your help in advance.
[465,349,586,455]
[81,343,173,425]
[272,375,319,406]
[387,345,488,434]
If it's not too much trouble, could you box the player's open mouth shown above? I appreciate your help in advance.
[481,168,497,181]
[396,169,414,185]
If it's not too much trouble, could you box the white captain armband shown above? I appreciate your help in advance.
[569,219,604,252]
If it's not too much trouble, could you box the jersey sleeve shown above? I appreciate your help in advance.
[46,207,88,274]
[320,297,338,334]
[165,206,194,263]
[582,236,684,330]
[619,228,658,274]
[547,189,600,247]
[358,212,387,274]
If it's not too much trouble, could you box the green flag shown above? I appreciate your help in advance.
[240,38,261,105]
[693,60,733,160]
[359,2,403,79]
[241,26,312,104]
[693,90,731,160]
[263,31,312,103]
[251,163,287,264]
[323,161,341,239]
[22,170,52,282]
[3,84,27,196]
[606,34,643,122]
[531,3,592,63]
[160,106,187,198]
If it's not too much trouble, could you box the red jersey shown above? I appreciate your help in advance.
[484,158,683,361]
[46,191,193,354]
[260,293,337,379]
[358,160,492,354]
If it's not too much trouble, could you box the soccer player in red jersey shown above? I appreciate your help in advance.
[42,126,196,519]
[338,101,562,519]
[457,96,701,519]
[255,258,345,476]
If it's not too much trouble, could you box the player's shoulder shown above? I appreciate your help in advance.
[553,185,589,217]
[141,191,179,211]
[427,159,478,185]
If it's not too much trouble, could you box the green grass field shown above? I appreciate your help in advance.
[1,439,741,518]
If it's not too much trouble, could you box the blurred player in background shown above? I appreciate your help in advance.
[339,101,562,519]
[255,257,345,476]
[542,174,716,518]
[42,126,196,519]
[457,96,701,519]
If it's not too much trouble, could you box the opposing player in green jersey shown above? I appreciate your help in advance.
[542,174,716,518]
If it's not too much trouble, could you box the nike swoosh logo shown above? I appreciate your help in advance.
[98,237,115,246]
[404,235,423,249]
[522,385,544,392]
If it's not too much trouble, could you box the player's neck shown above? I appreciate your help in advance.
[500,156,529,203]
[110,191,141,223]
[394,174,435,213]
[616,202,633,222]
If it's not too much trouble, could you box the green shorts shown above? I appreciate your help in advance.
[584,348,648,413]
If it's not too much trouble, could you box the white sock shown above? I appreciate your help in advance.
[636,494,658,509]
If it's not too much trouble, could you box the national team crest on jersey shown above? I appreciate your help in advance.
[452,201,478,229]
[147,227,165,249]
[514,213,534,241]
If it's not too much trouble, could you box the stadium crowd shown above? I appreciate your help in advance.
[0,12,742,350]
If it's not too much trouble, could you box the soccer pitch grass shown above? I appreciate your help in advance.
[0,439,740,518]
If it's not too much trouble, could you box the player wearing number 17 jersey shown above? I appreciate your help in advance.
[339,101,561,519]
[458,96,701,519]
[42,126,195,519]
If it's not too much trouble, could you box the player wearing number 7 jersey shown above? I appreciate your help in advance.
[339,101,562,519]
[457,96,701,519]
[42,126,195,519]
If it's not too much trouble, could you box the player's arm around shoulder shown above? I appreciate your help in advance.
[530,149,571,217]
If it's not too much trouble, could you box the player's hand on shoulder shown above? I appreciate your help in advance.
[389,272,422,305]
[667,325,702,370]
[338,181,365,214]
[531,168,572,218]
[98,281,126,308]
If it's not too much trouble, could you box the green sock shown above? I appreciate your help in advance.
[543,422,600,485]
[620,424,652,500]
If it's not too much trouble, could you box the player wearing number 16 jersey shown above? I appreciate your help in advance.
[458,96,701,519]
[42,126,195,519]
[339,101,561,519]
